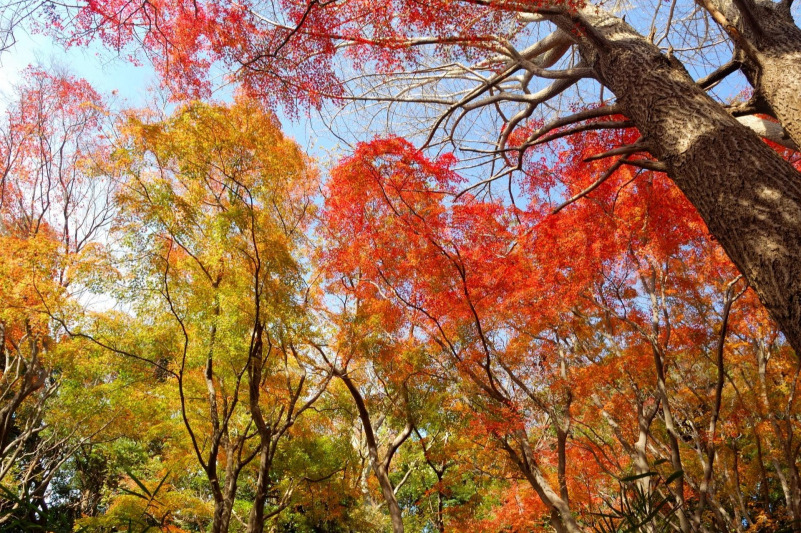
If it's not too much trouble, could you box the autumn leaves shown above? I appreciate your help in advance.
[3,0,801,528]
[2,69,801,532]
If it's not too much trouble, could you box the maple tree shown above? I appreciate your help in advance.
[72,94,336,533]
[319,129,801,532]
[0,66,130,528]
[7,0,801,359]
[1,0,801,528]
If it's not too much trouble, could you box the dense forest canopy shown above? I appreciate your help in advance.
[1,0,801,531]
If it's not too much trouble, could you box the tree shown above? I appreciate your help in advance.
[320,130,801,532]
[73,95,328,533]
[18,0,801,356]
[0,65,123,528]
[321,137,586,532]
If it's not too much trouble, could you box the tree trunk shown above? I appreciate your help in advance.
[556,426,570,507]
[210,474,237,533]
[374,462,405,533]
[502,431,583,533]
[247,324,271,533]
[436,481,445,533]
[653,350,690,532]
[757,337,801,521]
[208,434,244,533]
[710,0,801,149]
[635,402,658,533]
[552,6,801,358]
[754,430,772,507]
[247,443,273,533]
[337,370,406,533]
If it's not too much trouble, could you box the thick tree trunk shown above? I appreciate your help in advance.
[553,6,801,357]
[711,0,801,149]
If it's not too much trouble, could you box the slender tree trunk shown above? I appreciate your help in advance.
[774,458,794,512]
[552,6,801,358]
[337,371,407,533]
[634,402,659,533]
[0,336,45,454]
[556,345,572,508]
[374,462,405,533]
[210,462,238,533]
[731,447,755,528]
[757,341,801,521]
[784,446,801,521]
[754,431,771,507]
[247,324,277,533]
[502,431,583,533]
[417,431,447,533]
[436,483,444,533]
[247,443,273,533]
[695,285,737,530]
[654,362,690,533]
[556,426,570,506]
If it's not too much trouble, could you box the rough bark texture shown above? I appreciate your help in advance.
[551,6,801,357]
[714,0,801,149]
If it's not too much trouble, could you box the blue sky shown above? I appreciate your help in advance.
[0,31,151,105]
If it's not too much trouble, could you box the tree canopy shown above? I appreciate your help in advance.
[1,0,801,532]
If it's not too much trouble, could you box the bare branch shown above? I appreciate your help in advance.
[697,58,741,90]
[583,142,647,162]
[552,158,627,214]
